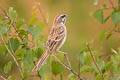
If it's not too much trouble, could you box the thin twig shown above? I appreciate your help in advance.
[86,43,104,80]
[36,3,49,29]
[52,54,82,80]
[0,34,24,79]
[58,51,72,68]
[0,7,23,42]
[99,7,113,10]
[0,70,8,79]
[109,0,115,10]
[0,75,7,80]
[78,60,80,80]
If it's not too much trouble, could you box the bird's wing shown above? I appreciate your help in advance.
[46,26,65,50]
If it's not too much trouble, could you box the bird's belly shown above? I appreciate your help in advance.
[56,28,67,51]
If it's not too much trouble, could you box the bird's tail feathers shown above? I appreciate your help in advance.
[32,50,49,72]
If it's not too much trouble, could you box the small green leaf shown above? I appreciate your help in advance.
[4,61,12,74]
[39,63,51,76]
[8,76,16,80]
[68,73,77,80]
[105,61,112,71]
[60,74,63,80]
[0,44,7,55]
[96,74,102,80]
[18,30,27,38]
[8,7,16,23]
[8,38,20,52]
[102,3,107,8]
[38,22,46,29]
[80,66,94,75]
[15,49,25,59]
[94,10,104,24]
[28,25,42,38]
[56,52,64,62]
[35,48,43,59]
[99,29,106,41]
[93,0,99,6]
[109,77,120,80]
[51,61,64,75]
[0,24,9,34]
[30,17,38,24]
[16,19,25,28]
[23,50,34,73]
[111,11,120,25]
[97,61,105,70]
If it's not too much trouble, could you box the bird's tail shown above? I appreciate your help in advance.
[32,50,49,72]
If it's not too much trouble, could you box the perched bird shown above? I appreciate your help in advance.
[32,14,67,72]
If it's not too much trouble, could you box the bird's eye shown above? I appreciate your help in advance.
[61,15,66,18]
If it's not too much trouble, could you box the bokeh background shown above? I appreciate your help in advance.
[0,0,119,79]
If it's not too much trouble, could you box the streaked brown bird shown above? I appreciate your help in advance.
[32,14,67,72]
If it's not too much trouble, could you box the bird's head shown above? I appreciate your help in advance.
[54,14,67,24]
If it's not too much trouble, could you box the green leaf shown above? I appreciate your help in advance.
[68,73,77,80]
[4,61,12,74]
[56,52,64,62]
[30,17,38,24]
[38,22,46,29]
[93,0,99,6]
[15,49,25,59]
[96,74,102,80]
[80,66,94,75]
[94,10,104,24]
[0,24,9,34]
[0,44,7,55]
[16,19,25,28]
[105,61,112,71]
[39,62,51,76]
[84,52,92,65]
[111,11,120,25]
[97,61,105,70]
[77,52,85,65]
[51,61,64,75]
[99,29,106,41]
[102,3,107,8]
[109,78,120,80]
[60,74,63,80]
[8,76,16,80]
[8,38,20,52]
[18,30,27,38]
[22,50,34,73]
[35,48,43,59]
[8,7,16,23]
[28,25,42,38]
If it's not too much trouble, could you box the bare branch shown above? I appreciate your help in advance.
[99,7,113,10]
[86,43,104,80]
[0,34,24,79]
[78,60,80,80]
[0,75,7,80]
[109,0,115,10]
[52,54,82,80]
[58,51,72,68]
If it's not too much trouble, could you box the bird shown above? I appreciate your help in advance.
[32,14,67,72]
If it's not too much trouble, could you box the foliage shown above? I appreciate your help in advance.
[0,1,120,80]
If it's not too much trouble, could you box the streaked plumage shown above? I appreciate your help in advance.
[32,14,67,72]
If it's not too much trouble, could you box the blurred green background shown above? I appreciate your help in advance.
[0,0,119,79]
